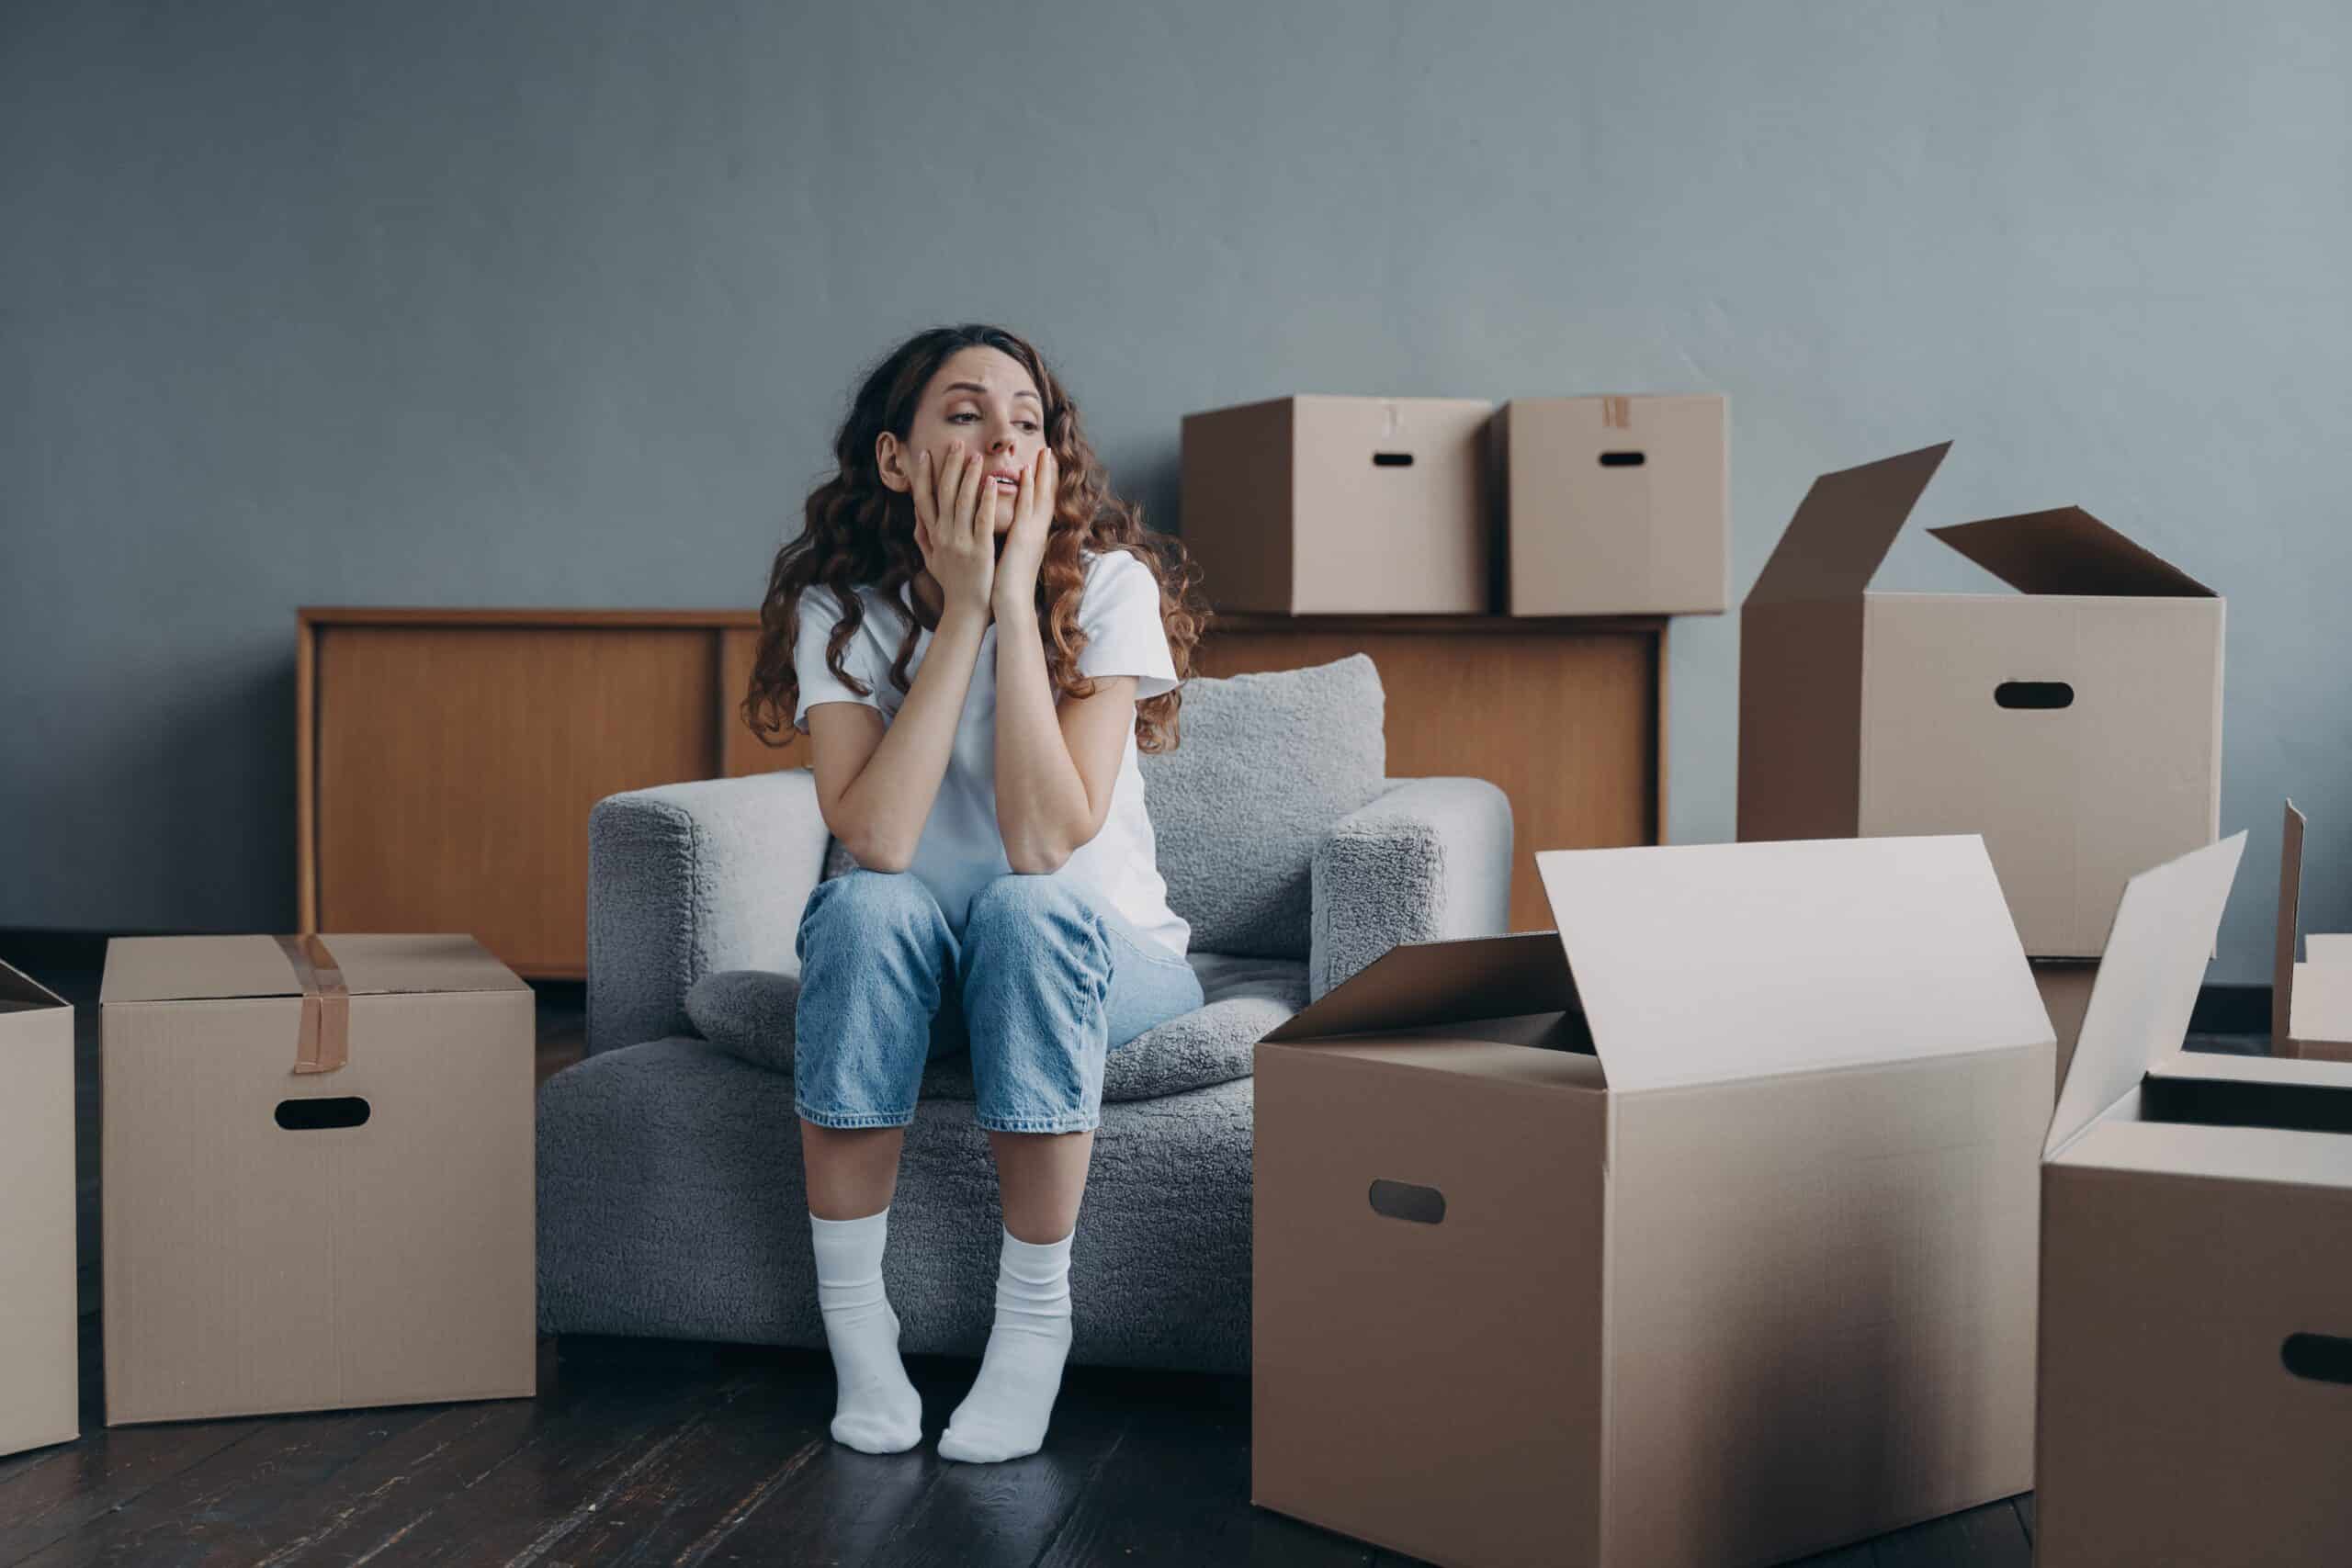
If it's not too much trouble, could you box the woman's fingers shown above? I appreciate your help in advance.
[910,447,937,539]
[949,450,980,537]
[977,471,999,542]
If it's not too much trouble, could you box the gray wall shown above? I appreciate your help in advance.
[6,0,2347,982]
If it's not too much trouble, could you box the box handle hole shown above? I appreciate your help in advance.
[1368,1179,1445,1224]
[1371,452,1414,468]
[1995,681,2075,710]
[1599,451,1646,468]
[276,1096,370,1131]
[2282,1333,2352,1385]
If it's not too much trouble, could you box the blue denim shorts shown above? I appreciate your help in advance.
[792,869,1204,1134]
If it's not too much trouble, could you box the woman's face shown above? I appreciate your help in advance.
[880,345,1047,536]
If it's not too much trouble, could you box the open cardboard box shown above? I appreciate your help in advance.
[1738,441,2223,958]
[0,958,77,1458]
[1252,834,2052,1568]
[2273,800,2352,1061]
[2037,830,2352,1565]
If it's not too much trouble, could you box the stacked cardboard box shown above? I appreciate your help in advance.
[1179,392,1728,618]
[100,932,537,1424]
[1494,393,1727,615]
[0,959,77,1458]
[1180,396,1497,615]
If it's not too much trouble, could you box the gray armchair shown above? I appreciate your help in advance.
[536,654,1511,1372]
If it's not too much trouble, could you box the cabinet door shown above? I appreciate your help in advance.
[313,625,721,977]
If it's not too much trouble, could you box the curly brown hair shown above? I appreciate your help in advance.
[742,324,1208,754]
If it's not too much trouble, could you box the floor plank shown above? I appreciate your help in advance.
[517,1355,834,1567]
[320,1357,743,1565]
[12,1404,445,1568]
[1035,1386,1391,1568]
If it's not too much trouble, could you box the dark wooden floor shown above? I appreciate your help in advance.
[5,942,2251,1567]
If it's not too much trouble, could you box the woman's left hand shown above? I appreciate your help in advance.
[991,446,1057,616]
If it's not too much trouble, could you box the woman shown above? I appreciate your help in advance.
[742,324,1210,1462]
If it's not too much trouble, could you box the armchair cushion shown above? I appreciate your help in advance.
[1137,653,1386,959]
[586,771,830,1055]
[1309,775,1514,999]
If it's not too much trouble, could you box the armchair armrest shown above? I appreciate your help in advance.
[1308,776,1514,1000]
[585,769,832,1055]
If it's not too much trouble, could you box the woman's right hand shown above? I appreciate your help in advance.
[911,446,998,619]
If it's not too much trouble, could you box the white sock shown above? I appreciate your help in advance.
[809,1209,922,1454]
[938,1227,1075,1463]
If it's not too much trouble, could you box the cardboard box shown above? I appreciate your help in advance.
[2273,799,2352,1061]
[1496,394,1728,616]
[1738,441,2224,957]
[101,933,537,1425]
[2037,829,2352,1566]
[1253,834,2052,1568]
[1180,395,1494,614]
[0,959,77,1457]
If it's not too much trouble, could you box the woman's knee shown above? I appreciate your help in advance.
[962,875,1104,964]
[797,869,949,962]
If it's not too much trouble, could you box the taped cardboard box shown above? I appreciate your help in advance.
[1737,441,2223,957]
[100,933,536,1425]
[1180,395,1494,614]
[1497,394,1727,616]
[2037,830,2352,1567]
[2273,799,2352,1061]
[0,959,77,1457]
[1253,835,2052,1568]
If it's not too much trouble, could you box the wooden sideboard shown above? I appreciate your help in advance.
[299,607,1667,978]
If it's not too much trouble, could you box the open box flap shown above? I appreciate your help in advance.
[2275,801,2305,1045]
[2268,801,2352,1049]
[2290,962,2352,1049]
[1746,442,1950,606]
[101,933,526,1004]
[1261,931,1574,1044]
[2046,833,2246,1158]
[1928,508,2215,599]
[0,958,68,1010]
[2148,1051,2352,1091]
[1533,835,2049,1095]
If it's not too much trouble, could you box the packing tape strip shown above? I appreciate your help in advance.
[274,933,351,1075]
[1604,395,1632,430]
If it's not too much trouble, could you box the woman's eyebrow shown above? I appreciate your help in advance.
[943,380,1042,408]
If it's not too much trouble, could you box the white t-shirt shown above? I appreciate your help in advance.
[792,548,1190,959]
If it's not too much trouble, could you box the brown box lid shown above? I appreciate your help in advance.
[1272,834,2052,1092]
[0,957,68,1014]
[1747,440,2215,607]
[2047,832,2247,1156]
[101,933,528,1005]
